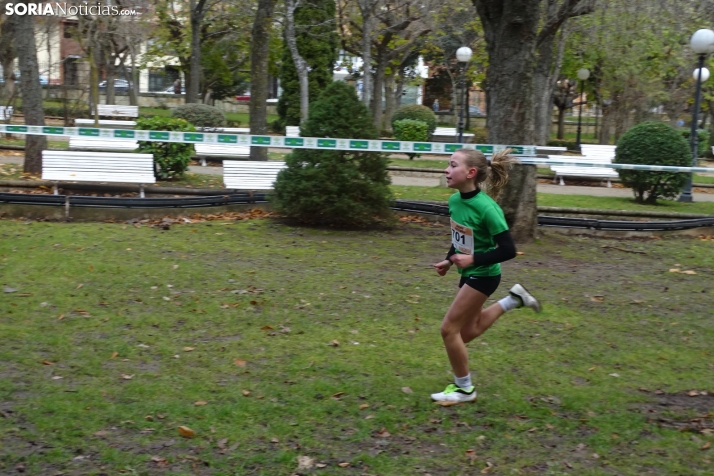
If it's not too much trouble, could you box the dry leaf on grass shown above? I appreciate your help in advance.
[121,374,134,380]
[359,404,369,410]
[589,296,605,302]
[177,426,195,438]
[401,387,413,394]
[297,456,314,470]
[183,347,195,352]
[110,352,118,360]
[337,462,350,468]
[234,359,247,367]
[41,360,54,365]
[701,441,711,450]
[242,390,251,397]
[194,401,208,406]
[481,462,494,473]
[328,340,340,347]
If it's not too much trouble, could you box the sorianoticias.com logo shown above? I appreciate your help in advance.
[4,2,139,16]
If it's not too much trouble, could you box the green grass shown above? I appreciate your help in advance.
[1,219,713,475]
[390,185,714,214]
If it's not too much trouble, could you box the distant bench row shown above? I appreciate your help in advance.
[42,150,287,197]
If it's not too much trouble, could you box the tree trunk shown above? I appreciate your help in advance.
[358,2,374,108]
[249,0,276,161]
[15,6,47,174]
[370,55,387,130]
[598,103,612,144]
[105,60,116,105]
[496,164,538,244]
[187,0,206,104]
[0,11,17,103]
[89,47,100,123]
[285,0,310,124]
[383,72,397,134]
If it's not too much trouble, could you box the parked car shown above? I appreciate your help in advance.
[0,72,48,84]
[98,79,131,92]
[235,92,250,101]
[468,105,483,116]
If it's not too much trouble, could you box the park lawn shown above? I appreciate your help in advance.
[390,185,714,214]
[1,217,713,475]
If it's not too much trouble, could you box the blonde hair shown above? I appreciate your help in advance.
[453,148,514,200]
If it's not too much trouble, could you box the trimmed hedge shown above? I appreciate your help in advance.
[393,119,429,159]
[171,104,226,129]
[391,104,436,135]
[614,121,690,204]
[136,116,196,180]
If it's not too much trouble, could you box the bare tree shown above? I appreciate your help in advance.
[15,2,47,173]
[285,0,310,123]
[249,0,278,161]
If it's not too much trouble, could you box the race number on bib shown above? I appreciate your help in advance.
[450,219,474,254]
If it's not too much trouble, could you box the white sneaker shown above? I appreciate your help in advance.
[509,284,542,313]
[430,384,477,403]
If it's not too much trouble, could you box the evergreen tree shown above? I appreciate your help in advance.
[277,0,338,127]
[272,81,393,227]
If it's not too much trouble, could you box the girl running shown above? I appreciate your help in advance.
[431,148,541,404]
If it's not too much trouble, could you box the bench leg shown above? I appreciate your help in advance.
[559,176,565,186]
[201,158,206,167]
[53,182,58,195]
[552,175,558,184]
[139,184,145,198]
[607,179,612,188]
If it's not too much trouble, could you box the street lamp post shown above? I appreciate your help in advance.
[575,68,590,150]
[456,46,472,144]
[679,28,714,203]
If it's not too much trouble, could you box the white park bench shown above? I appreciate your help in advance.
[431,127,474,142]
[69,137,138,151]
[286,126,300,137]
[0,106,13,121]
[223,160,286,190]
[536,146,568,155]
[194,144,250,166]
[197,127,250,134]
[549,154,618,188]
[75,104,139,129]
[42,150,155,197]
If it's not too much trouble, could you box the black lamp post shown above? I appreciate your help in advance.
[679,28,714,203]
[456,46,472,144]
[575,68,590,150]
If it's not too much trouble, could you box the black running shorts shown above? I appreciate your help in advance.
[458,274,501,297]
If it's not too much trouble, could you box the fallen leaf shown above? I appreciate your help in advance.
[76,283,84,289]
[260,325,274,331]
[365,414,375,419]
[359,404,370,410]
[173,265,179,269]
[689,390,700,397]
[702,441,711,450]
[270,437,279,443]
[41,360,54,365]
[217,438,228,449]
[338,462,350,468]
[194,401,208,406]
[297,456,314,470]
[332,392,345,399]
[177,426,195,438]
[234,359,247,367]
[121,374,134,380]
[316,463,327,468]
[93,430,108,437]
[242,390,251,397]
[588,366,597,371]
[481,461,494,473]
[669,268,681,273]
[589,296,605,302]
[683,270,697,275]
[328,340,340,347]
[377,428,391,438]
[516,251,525,255]
[401,386,413,394]
[609,373,620,377]
[151,455,168,465]
[51,376,63,380]
[110,352,118,360]
[183,347,195,352]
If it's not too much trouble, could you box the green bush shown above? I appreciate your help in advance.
[680,128,709,157]
[272,81,393,227]
[614,121,690,204]
[393,119,429,160]
[546,139,579,151]
[171,104,226,129]
[472,127,488,144]
[391,104,436,135]
[135,116,196,180]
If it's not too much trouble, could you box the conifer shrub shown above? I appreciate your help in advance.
[272,81,393,227]
[393,119,429,159]
[391,104,436,135]
[136,116,196,180]
[614,121,690,204]
[171,104,226,129]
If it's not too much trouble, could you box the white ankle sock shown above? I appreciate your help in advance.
[455,374,472,389]
[498,295,521,312]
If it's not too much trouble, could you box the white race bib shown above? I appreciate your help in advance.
[450,219,474,254]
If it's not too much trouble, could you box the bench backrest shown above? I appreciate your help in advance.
[0,106,13,120]
[194,144,250,157]
[74,118,136,128]
[97,105,139,118]
[434,127,457,135]
[548,155,615,165]
[223,160,286,190]
[286,126,300,137]
[42,150,155,184]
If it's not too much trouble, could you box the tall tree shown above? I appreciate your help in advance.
[249,0,278,161]
[471,0,594,242]
[0,3,17,105]
[15,2,47,173]
[279,0,338,127]
[187,0,209,103]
